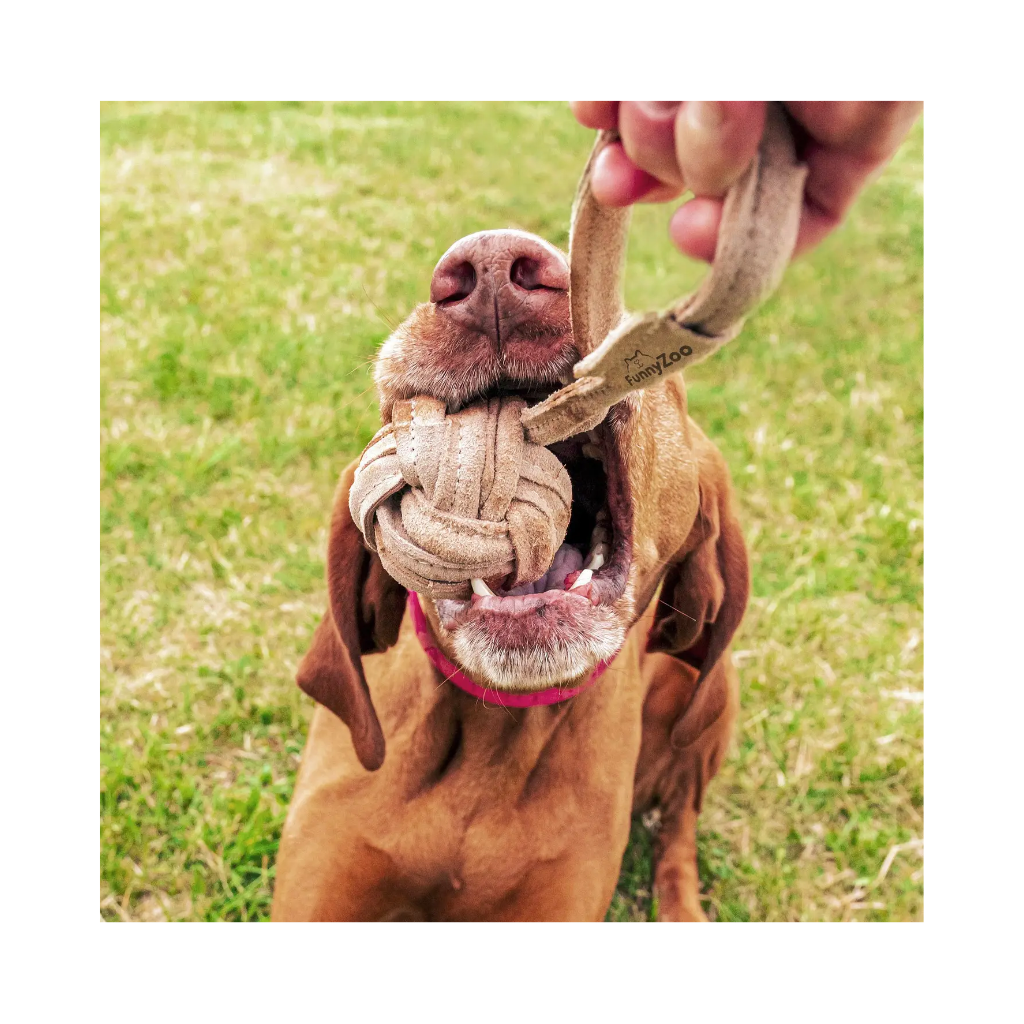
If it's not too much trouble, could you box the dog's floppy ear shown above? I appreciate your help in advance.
[646,445,749,689]
[297,460,407,771]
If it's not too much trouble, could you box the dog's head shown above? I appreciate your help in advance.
[299,229,748,770]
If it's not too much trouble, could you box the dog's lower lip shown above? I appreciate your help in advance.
[468,589,597,613]
[434,586,602,635]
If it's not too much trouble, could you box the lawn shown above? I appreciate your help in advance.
[100,102,923,922]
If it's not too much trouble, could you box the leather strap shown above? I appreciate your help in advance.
[521,102,807,447]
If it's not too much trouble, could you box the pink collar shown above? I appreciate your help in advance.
[407,592,611,708]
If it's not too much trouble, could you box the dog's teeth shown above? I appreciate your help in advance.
[569,568,593,591]
[471,578,496,597]
[587,430,601,443]
[582,443,603,461]
[596,507,609,523]
[584,545,608,572]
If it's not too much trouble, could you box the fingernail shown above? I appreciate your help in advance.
[686,101,726,132]
[636,100,681,120]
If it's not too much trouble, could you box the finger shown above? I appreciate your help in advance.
[617,101,686,188]
[785,101,923,161]
[669,194,838,266]
[570,101,620,130]
[673,101,766,197]
[792,202,842,258]
[670,103,923,263]
[668,197,723,263]
[782,102,922,256]
[790,141,886,256]
[669,172,864,265]
[590,141,684,207]
[637,182,687,204]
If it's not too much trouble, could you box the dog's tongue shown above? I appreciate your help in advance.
[502,543,583,596]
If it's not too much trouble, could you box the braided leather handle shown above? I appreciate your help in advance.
[522,102,807,446]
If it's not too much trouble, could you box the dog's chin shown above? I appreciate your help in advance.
[433,595,627,692]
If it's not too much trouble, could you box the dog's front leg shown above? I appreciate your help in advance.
[638,654,739,922]
[651,786,712,922]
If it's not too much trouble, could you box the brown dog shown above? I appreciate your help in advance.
[272,229,748,922]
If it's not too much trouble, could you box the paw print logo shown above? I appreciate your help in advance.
[623,349,653,372]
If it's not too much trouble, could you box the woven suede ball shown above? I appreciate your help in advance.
[349,395,572,598]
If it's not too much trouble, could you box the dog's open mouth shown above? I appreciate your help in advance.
[434,385,633,643]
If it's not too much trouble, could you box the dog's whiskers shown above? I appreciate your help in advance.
[657,596,697,622]
[478,692,518,721]
[360,282,399,332]
[332,384,382,424]
[434,666,462,691]
[341,354,379,379]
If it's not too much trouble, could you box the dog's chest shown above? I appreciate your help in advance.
[355,639,648,906]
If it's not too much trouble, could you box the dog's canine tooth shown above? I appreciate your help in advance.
[471,578,496,597]
[584,545,608,572]
[569,568,593,591]
[582,443,603,461]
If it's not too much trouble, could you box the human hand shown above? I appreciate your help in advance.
[569,101,922,261]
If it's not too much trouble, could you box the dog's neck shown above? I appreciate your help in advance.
[387,600,646,797]
[404,652,638,799]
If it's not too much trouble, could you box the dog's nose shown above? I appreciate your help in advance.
[430,230,569,344]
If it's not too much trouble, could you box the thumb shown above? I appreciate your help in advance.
[673,101,766,198]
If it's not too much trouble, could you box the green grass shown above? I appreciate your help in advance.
[100,102,923,922]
